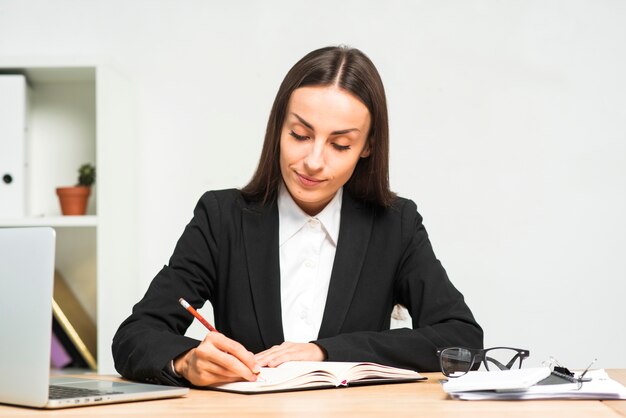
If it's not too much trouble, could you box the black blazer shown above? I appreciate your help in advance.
[112,189,483,386]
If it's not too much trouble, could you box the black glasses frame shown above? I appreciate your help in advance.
[436,346,530,377]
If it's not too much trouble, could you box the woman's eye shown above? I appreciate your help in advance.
[289,130,309,141]
[332,143,351,151]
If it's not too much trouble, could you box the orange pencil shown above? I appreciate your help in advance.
[178,298,218,332]
[178,297,261,378]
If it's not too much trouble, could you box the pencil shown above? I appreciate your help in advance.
[178,298,218,332]
[178,297,262,378]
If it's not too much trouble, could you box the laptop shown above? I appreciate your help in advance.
[0,227,188,409]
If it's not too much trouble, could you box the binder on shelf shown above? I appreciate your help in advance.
[50,331,72,369]
[51,315,91,369]
[0,74,29,218]
[52,270,97,370]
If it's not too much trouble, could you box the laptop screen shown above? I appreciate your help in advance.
[0,227,56,407]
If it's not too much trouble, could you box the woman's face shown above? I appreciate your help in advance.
[279,86,371,216]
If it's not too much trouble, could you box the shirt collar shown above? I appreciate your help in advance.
[278,183,342,247]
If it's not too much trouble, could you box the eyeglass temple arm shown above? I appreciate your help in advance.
[485,356,509,370]
[484,352,525,371]
[505,352,525,369]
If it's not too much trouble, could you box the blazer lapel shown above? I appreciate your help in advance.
[318,193,374,339]
[242,200,285,348]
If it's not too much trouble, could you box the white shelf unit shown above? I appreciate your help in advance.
[0,215,98,227]
[0,58,138,374]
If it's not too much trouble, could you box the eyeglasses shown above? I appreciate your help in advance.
[436,346,530,377]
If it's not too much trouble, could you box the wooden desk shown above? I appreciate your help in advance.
[0,370,624,417]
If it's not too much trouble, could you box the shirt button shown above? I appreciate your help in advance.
[299,310,307,319]
[304,260,315,268]
[308,219,320,228]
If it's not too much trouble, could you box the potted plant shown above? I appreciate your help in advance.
[56,163,96,216]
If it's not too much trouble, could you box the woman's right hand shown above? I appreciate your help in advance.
[173,332,261,386]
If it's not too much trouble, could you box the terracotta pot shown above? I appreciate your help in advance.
[56,186,91,215]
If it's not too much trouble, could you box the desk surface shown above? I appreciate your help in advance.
[0,370,625,417]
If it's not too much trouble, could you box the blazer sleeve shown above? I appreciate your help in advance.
[314,199,483,372]
[111,191,222,386]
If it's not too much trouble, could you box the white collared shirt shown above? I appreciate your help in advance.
[278,184,342,343]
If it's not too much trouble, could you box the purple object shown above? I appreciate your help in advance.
[50,331,72,369]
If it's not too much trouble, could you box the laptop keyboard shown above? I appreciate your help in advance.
[49,385,124,400]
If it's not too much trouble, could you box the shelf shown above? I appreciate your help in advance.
[0,58,138,374]
[0,216,97,228]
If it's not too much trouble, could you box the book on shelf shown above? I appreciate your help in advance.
[50,331,72,369]
[209,361,426,394]
[51,316,91,369]
[51,270,97,370]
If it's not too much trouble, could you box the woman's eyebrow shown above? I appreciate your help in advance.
[292,113,360,135]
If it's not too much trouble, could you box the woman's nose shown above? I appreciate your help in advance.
[304,140,324,172]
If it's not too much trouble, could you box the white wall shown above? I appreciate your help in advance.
[1,0,624,369]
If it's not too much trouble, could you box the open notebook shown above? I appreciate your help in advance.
[210,361,426,394]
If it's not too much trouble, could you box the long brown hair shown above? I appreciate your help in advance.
[241,46,395,207]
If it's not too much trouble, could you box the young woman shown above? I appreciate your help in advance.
[112,46,483,387]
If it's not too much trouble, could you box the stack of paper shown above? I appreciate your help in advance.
[442,368,626,400]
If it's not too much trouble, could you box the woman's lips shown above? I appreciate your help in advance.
[296,172,324,187]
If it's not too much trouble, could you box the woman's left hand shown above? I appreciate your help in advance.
[255,342,326,368]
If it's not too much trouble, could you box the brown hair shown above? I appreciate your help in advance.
[241,46,395,207]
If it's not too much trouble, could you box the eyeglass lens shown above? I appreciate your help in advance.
[440,348,474,376]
